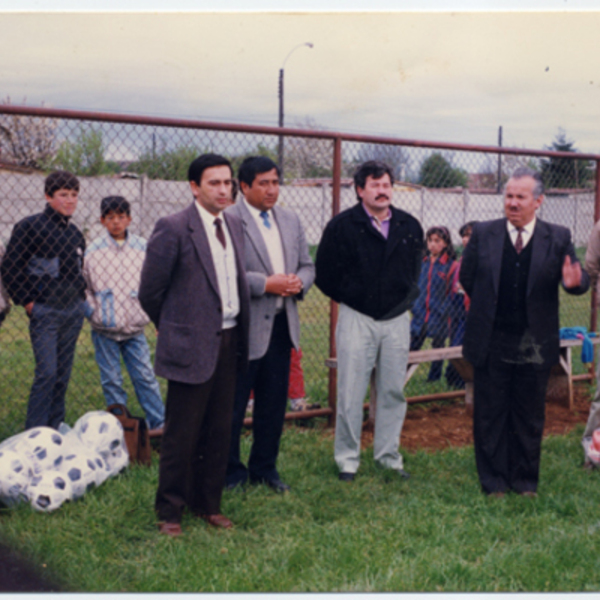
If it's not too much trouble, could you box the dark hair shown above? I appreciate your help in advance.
[101,196,130,218]
[238,156,281,187]
[353,161,394,201]
[231,178,239,202]
[459,221,478,238]
[187,153,232,185]
[509,167,544,197]
[44,171,80,197]
[426,225,456,260]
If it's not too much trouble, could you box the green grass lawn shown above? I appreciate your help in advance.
[0,246,597,592]
[1,424,600,592]
[0,253,595,438]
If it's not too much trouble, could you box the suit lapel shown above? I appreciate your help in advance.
[272,206,294,272]
[238,200,274,274]
[187,204,220,298]
[223,211,246,279]
[527,219,550,296]
[489,220,506,297]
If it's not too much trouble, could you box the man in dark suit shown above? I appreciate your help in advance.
[225,156,314,492]
[139,154,249,536]
[460,167,589,498]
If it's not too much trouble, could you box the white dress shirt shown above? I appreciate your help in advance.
[195,202,240,329]
[243,198,286,310]
[507,216,536,250]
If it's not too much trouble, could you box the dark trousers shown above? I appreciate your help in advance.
[226,312,292,486]
[410,325,446,382]
[473,332,550,494]
[155,327,238,523]
[27,300,85,430]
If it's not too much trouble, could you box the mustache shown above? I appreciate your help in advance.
[375,194,390,201]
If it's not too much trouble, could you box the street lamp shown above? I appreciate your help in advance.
[278,42,314,178]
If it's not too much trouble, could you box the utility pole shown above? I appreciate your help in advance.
[497,125,503,193]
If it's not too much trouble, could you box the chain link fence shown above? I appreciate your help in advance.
[0,105,598,440]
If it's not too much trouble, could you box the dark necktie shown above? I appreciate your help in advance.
[515,227,524,254]
[214,218,227,249]
[260,211,271,229]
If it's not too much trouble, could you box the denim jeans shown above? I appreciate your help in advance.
[91,330,165,430]
[27,300,85,430]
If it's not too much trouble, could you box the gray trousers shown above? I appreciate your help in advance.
[334,304,409,474]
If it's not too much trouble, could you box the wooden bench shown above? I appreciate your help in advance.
[325,336,600,415]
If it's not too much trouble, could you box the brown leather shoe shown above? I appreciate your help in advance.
[520,491,538,498]
[200,514,233,529]
[158,522,183,537]
[488,492,505,498]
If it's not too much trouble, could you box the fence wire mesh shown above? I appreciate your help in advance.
[0,106,597,440]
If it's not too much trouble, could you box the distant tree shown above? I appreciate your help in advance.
[419,153,468,188]
[52,127,119,176]
[541,129,592,189]
[357,143,411,182]
[0,96,57,169]
[228,143,278,174]
[284,117,333,180]
[482,154,542,192]
[130,144,203,181]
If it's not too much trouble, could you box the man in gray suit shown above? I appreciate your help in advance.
[139,154,249,536]
[225,156,314,492]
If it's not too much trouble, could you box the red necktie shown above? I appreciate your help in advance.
[515,227,524,254]
[214,218,226,249]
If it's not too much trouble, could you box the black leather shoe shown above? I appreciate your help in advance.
[339,472,355,482]
[225,480,246,492]
[265,478,290,493]
[250,476,290,493]
[394,469,410,480]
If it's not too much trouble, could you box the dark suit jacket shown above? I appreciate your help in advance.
[459,218,589,370]
[138,203,249,385]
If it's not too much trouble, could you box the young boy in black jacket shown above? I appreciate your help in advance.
[1,170,86,430]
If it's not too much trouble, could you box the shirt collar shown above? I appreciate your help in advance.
[243,197,272,220]
[361,203,391,225]
[195,200,224,229]
[507,216,536,235]
[44,203,71,227]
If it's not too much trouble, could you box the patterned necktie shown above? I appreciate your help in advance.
[214,218,227,249]
[514,227,524,254]
[260,211,271,229]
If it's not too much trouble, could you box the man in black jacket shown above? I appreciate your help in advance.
[460,167,589,497]
[1,171,86,430]
[315,161,423,481]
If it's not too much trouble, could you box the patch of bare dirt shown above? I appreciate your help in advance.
[0,540,61,592]
[360,384,593,452]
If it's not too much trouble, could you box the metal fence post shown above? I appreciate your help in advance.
[327,136,343,427]
[591,160,600,334]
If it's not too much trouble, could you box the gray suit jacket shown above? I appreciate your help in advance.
[139,203,249,385]
[225,200,315,361]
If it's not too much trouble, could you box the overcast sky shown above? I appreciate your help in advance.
[1,1,600,153]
